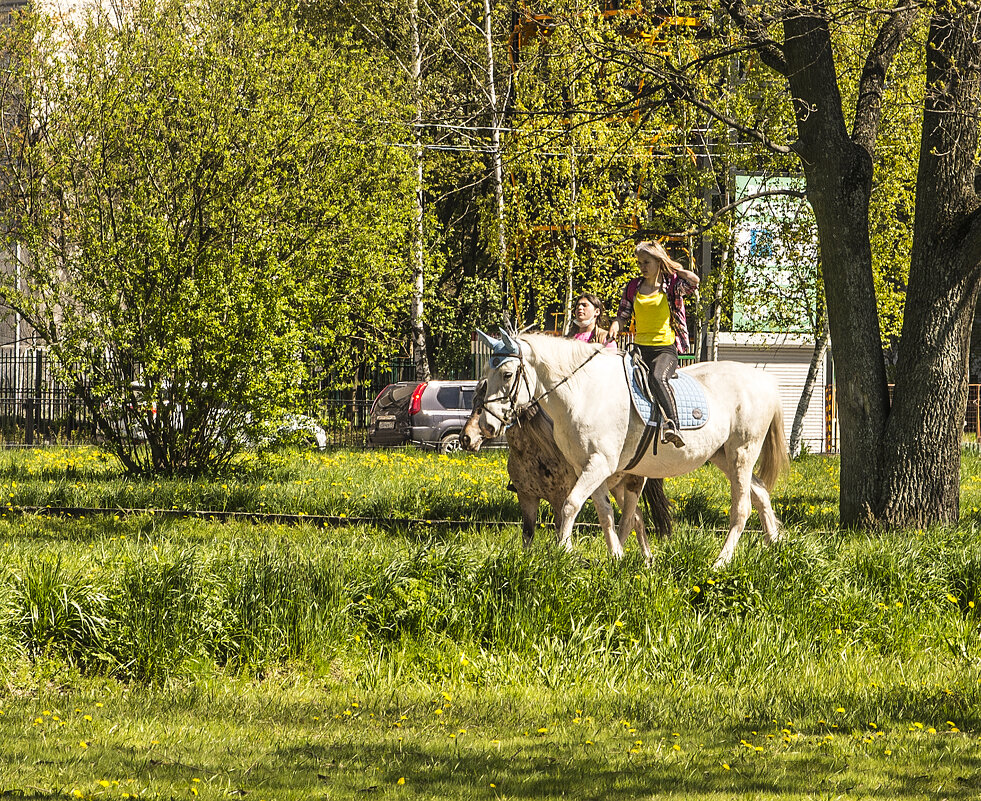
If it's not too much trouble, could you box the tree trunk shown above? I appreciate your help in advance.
[409,0,430,381]
[879,5,981,525]
[790,316,830,459]
[563,143,578,333]
[783,9,890,526]
[481,0,508,310]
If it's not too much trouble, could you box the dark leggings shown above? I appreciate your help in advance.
[637,344,680,427]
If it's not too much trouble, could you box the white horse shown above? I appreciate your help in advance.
[469,332,789,568]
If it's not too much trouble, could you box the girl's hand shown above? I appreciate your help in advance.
[606,321,620,343]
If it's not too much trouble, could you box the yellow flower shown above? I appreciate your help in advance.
[397,778,405,786]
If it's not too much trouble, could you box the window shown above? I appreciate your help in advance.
[436,386,463,409]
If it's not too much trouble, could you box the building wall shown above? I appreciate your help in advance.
[707,331,829,454]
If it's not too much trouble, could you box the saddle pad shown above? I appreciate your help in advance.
[623,352,709,430]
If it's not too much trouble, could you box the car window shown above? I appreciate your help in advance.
[390,384,415,403]
[374,384,413,414]
[461,388,475,410]
[436,386,462,409]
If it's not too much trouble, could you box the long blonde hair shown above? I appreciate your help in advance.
[635,240,683,276]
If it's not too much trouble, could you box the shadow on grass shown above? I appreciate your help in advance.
[268,731,981,800]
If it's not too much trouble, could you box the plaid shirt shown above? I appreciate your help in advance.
[615,273,697,355]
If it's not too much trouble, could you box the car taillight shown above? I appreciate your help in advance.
[408,382,427,416]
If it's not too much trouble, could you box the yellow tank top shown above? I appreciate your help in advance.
[633,290,675,346]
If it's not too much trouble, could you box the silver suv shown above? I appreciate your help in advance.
[369,380,501,454]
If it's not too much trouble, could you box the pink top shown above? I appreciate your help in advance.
[573,329,616,349]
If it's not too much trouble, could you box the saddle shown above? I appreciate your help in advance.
[623,345,709,469]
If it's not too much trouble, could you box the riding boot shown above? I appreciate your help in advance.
[659,392,685,448]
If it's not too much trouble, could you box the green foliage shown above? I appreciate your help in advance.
[0,0,412,474]
[9,556,108,665]
[0,447,980,797]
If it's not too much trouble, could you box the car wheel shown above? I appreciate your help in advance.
[439,433,462,455]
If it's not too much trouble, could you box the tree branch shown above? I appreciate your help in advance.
[641,188,808,239]
[664,84,795,155]
[852,3,921,152]
[718,0,788,75]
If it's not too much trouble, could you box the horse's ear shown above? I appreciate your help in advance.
[476,329,502,352]
[499,329,522,357]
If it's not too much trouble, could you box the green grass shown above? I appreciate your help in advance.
[1,446,980,799]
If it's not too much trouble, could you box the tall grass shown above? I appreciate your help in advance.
[0,447,978,712]
[1,447,980,799]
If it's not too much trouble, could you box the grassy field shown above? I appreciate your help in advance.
[1,446,980,799]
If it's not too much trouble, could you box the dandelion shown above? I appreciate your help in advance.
[722,763,730,771]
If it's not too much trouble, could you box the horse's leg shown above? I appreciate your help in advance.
[709,447,756,569]
[750,474,781,545]
[590,487,623,558]
[611,475,651,564]
[516,490,541,549]
[710,452,782,553]
[556,459,620,557]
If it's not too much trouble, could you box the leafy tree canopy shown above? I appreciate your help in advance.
[0,0,412,474]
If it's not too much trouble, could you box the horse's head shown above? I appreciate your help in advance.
[472,329,533,439]
[460,379,487,451]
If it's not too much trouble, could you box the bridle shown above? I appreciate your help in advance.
[479,357,533,429]
[480,345,607,430]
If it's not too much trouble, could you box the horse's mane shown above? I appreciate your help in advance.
[519,333,613,384]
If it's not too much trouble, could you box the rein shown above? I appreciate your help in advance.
[483,345,607,429]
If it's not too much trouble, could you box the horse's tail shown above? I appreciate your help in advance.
[641,478,672,540]
[757,402,790,492]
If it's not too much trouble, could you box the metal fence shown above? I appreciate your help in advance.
[6,347,980,452]
[0,350,96,444]
[0,350,419,447]
[824,383,981,453]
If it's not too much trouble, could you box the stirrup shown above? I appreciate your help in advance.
[661,421,685,447]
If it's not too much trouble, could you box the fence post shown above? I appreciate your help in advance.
[824,384,835,454]
[975,385,980,441]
